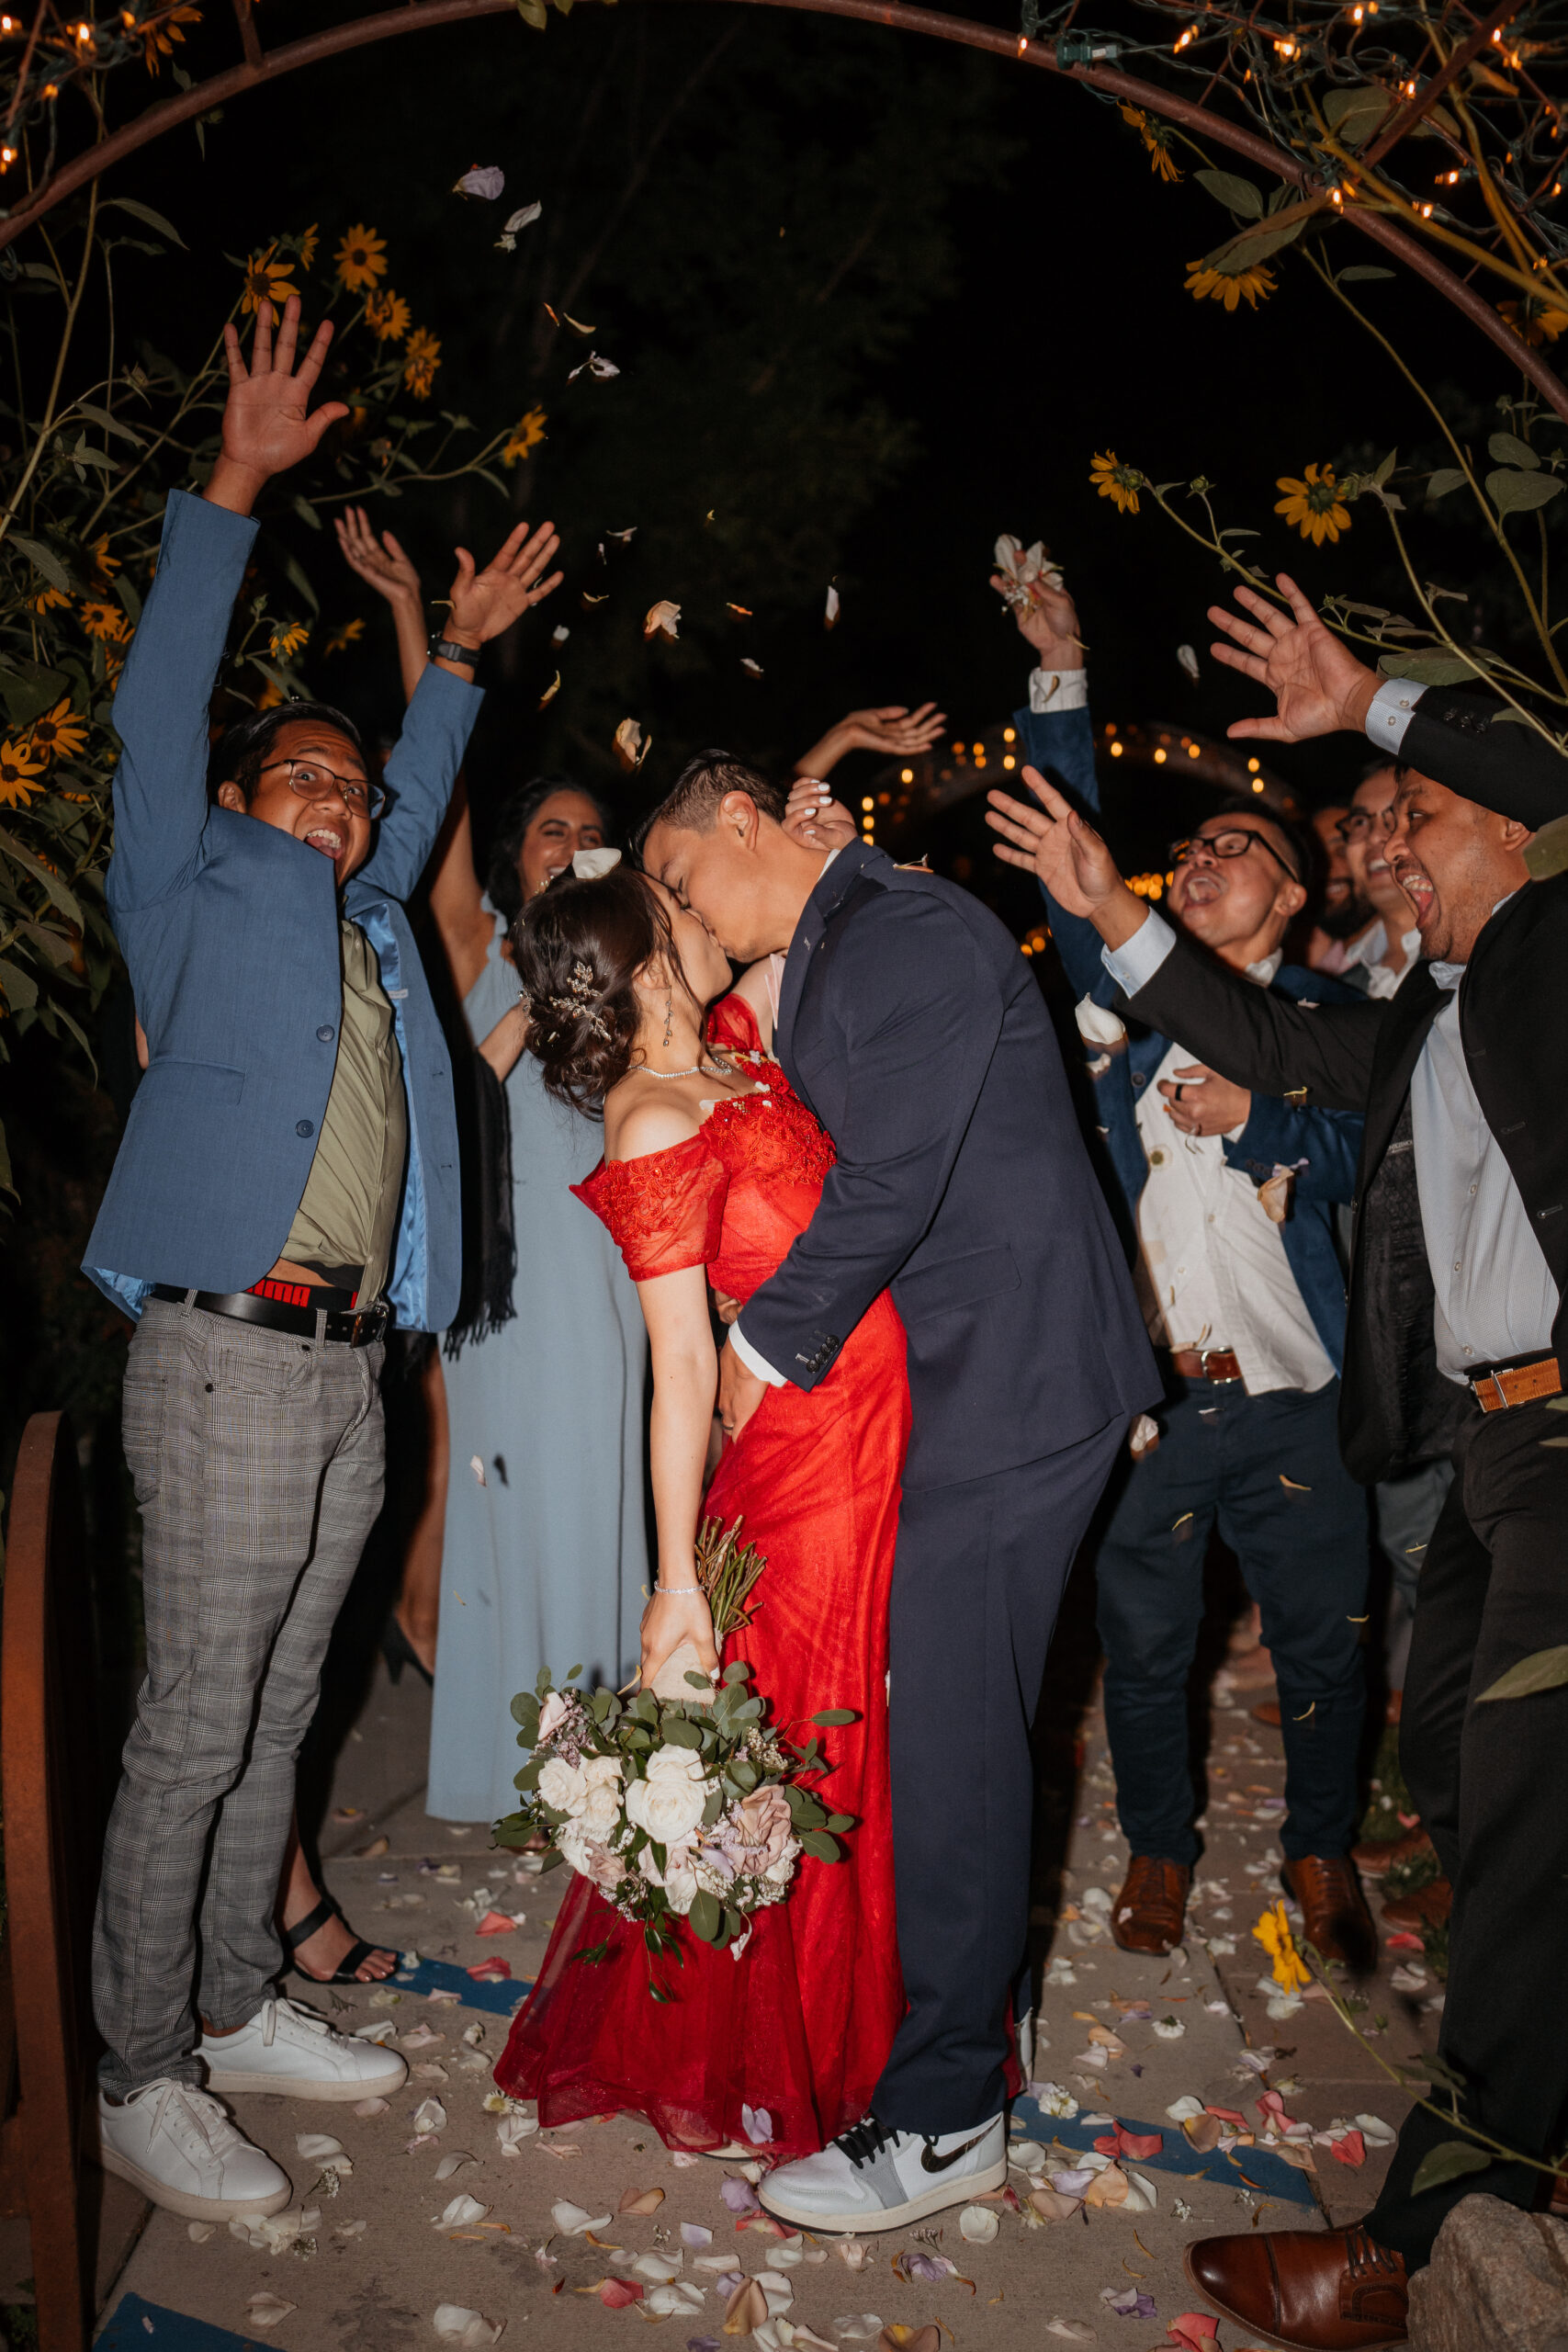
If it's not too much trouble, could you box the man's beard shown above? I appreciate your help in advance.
[1317,889,1374,941]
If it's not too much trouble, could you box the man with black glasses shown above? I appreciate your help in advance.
[1336,764,1422,1000]
[1003,571,1374,1972]
[83,298,560,2222]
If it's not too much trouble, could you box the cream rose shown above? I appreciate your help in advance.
[558,1822,626,1895]
[536,1756,588,1816]
[625,1748,708,1847]
[735,1785,795,1875]
[639,1838,700,1915]
[578,1755,626,1838]
[536,1690,573,1745]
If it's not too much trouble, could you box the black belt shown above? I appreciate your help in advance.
[151,1284,389,1348]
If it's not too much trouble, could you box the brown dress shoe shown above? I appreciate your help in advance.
[1110,1856,1190,1955]
[1381,1876,1451,1930]
[1186,2226,1407,2348]
[1283,1855,1377,1973]
[1351,1824,1434,1878]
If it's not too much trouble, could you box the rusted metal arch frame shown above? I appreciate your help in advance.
[3,0,1564,418]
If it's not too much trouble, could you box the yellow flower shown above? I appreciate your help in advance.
[87,531,120,586]
[141,2,201,74]
[1186,258,1277,311]
[1498,296,1568,348]
[1275,461,1352,547]
[240,244,296,318]
[365,288,412,344]
[324,618,366,656]
[80,597,131,641]
[1252,1899,1313,1992]
[255,679,285,711]
[335,223,388,292]
[268,620,310,662]
[1120,100,1182,183]
[102,645,127,688]
[501,405,547,466]
[297,223,319,270]
[1089,450,1145,516]
[403,327,441,401]
[28,581,71,615]
[0,737,47,808]
[27,696,90,763]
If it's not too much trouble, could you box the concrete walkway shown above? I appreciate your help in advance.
[93,1600,1437,2349]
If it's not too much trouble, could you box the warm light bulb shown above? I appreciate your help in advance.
[861,797,874,812]
[1002,754,1015,770]
[899,767,913,783]
[1188,742,1201,757]
[1003,727,1016,743]
[1252,777,1266,793]
[1110,741,1124,757]
[1247,756,1260,772]
[1154,748,1168,764]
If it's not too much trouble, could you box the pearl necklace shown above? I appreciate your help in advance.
[639,1051,739,1081]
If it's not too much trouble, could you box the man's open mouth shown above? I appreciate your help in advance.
[304,825,345,859]
[1181,870,1224,903]
[1391,861,1436,926]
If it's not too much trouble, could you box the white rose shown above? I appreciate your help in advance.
[579,1756,625,1838]
[639,1838,700,1915]
[762,1844,797,1887]
[537,1757,587,1816]
[536,1690,572,1745]
[625,1750,707,1847]
[558,1823,626,1895]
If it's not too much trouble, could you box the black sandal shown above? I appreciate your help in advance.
[283,1892,397,1986]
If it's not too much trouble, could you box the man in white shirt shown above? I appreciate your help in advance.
[987,571,1566,2350]
[1336,763,1423,1000]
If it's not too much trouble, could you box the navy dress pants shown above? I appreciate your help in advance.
[1096,1376,1371,1867]
[872,1416,1125,2134]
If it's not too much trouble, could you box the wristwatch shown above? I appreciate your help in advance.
[428,632,480,669]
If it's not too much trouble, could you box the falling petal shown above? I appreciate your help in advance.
[1178,643,1201,682]
[824,584,840,629]
[740,658,763,678]
[454,165,505,200]
[615,717,650,772]
[726,603,752,618]
[644,601,682,641]
[469,1455,487,1487]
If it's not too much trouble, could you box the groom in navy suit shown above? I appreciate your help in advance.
[643,759,1156,2232]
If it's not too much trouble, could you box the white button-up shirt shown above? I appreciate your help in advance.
[1341,915,1423,1000]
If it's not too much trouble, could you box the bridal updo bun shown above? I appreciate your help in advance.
[514,865,677,1115]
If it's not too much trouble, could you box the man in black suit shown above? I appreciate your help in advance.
[987,574,1567,2351]
[642,756,1156,2233]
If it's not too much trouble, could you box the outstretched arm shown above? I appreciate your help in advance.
[1207,571,1380,742]
[334,503,428,704]
[793,702,946,780]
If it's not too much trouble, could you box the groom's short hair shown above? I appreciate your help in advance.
[648,751,788,838]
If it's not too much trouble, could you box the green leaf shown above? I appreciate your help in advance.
[1486,468,1563,515]
[566,1664,582,1683]
[1489,430,1540,471]
[0,664,70,729]
[0,958,39,1012]
[1411,2140,1493,2199]
[0,831,85,931]
[1375,652,1484,686]
[660,1714,705,1749]
[1323,86,1394,144]
[824,1814,854,1834]
[41,997,97,1080]
[1338,266,1396,282]
[515,0,548,27]
[688,1889,723,1943]
[797,1828,842,1863]
[1426,469,1469,501]
[292,495,323,533]
[1373,448,1399,489]
[282,551,320,617]
[810,1708,858,1726]
[12,534,74,594]
[1204,217,1303,275]
[1525,815,1568,881]
[105,197,187,250]
[1194,169,1264,220]
[1475,1644,1568,1702]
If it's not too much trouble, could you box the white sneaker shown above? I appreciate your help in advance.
[760,2111,1007,2233]
[96,2079,292,2221]
[199,1996,408,2102]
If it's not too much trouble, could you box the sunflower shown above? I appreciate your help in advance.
[28,581,71,615]
[102,645,127,688]
[240,245,296,318]
[87,531,120,586]
[80,598,131,641]
[141,1,201,74]
[0,738,47,808]
[255,679,285,711]
[501,405,547,467]
[335,223,388,292]
[1275,463,1352,546]
[1120,101,1182,183]
[365,288,411,344]
[1185,258,1277,311]
[28,696,90,763]
[402,327,441,401]
[297,223,320,270]
[1089,451,1145,516]
[1497,296,1568,348]
[323,618,366,656]
[268,620,310,662]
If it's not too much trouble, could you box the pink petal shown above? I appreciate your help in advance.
[467,1957,513,1982]
[1330,2132,1367,2167]
[474,1911,517,1938]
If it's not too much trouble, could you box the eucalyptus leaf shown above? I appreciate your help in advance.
[1411,2141,1492,2198]
[1486,468,1562,515]
[810,1708,858,1726]
[687,1889,723,1944]
[1194,169,1264,220]
[1489,430,1540,471]
[1475,1644,1568,1702]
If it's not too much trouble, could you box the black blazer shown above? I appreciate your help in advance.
[734,842,1157,1493]
[1120,870,1568,1482]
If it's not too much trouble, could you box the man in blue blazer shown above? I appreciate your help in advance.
[998,572,1374,1973]
[642,757,1157,2234]
[84,300,560,2223]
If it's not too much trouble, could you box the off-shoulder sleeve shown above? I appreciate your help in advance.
[707,991,763,1056]
[571,1136,729,1281]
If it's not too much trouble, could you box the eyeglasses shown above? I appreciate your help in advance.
[258,757,386,820]
[1336,805,1397,844]
[1169,828,1301,885]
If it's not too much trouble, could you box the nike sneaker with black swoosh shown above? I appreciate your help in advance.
[758,2111,1007,2232]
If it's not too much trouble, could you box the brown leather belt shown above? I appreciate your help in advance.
[1170,1348,1244,1385]
[1470,1353,1562,1413]
[151,1283,388,1348]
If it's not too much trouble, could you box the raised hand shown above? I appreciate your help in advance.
[986,768,1146,946]
[206,297,349,515]
[990,568,1084,671]
[1209,574,1379,741]
[443,518,563,650]
[794,702,946,779]
[334,504,422,608]
[784,775,858,851]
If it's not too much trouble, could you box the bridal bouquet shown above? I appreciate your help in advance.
[494,1517,854,1981]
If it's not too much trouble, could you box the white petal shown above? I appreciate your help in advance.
[435,2153,478,2181]
[550,2199,612,2236]
[958,2206,999,2243]
[244,2294,296,2329]
[434,2194,490,2230]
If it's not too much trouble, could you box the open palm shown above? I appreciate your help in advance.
[1209,574,1378,742]
[218,297,347,485]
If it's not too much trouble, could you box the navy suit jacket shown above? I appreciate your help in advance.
[84,489,482,1330]
[1017,696,1364,1374]
[734,841,1157,1492]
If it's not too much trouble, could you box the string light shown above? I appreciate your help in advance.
[1153,748,1168,764]
[1247,756,1261,772]
[1187,742,1201,757]
[1252,777,1267,793]
[1174,23,1199,51]
[1274,37,1297,57]
[1002,727,1016,743]
[1002,753,1016,770]
[1110,741,1125,757]
[899,767,913,783]
[861,797,874,812]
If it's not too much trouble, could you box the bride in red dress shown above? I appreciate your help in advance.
[493,855,909,2161]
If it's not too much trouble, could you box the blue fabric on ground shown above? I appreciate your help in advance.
[100,2294,264,2349]
[1011,2093,1319,2207]
[386,1951,533,2016]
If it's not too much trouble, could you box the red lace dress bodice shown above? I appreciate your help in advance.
[495,996,910,2160]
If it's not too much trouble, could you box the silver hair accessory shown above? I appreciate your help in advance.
[545,958,612,1042]
[573,845,622,880]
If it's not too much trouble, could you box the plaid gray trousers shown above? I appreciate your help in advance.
[94,1297,385,2095]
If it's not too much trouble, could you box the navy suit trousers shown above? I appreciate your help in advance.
[872,1417,1125,2132]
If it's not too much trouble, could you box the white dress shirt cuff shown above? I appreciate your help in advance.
[728,1319,787,1387]
[1365,677,1424,756]
[1028,666,1089,714]
[1100,908,1179,997]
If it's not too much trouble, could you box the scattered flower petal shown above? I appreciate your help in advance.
[413,2099,448,2135]
[243,2293,296,2330]
[474,1911,517,1937]
[958,2206,998,2244]
[620,2187,666,2216]
[552,2199,614,2235]
[435,2154,478,2181]
[455,165,505,201]
[434,2195,491,2230]
[434,2304,504,2345]
[644,601,682,641]
[466,1957,513,1982]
